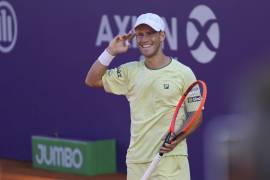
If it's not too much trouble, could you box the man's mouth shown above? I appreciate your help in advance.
[141,44,152,48]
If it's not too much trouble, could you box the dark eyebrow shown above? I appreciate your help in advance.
[136,30,158,34]
[148,30,158,34]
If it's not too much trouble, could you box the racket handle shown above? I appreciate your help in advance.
[141,154,162,180]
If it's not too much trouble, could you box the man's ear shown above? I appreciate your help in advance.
[160,31,165,42]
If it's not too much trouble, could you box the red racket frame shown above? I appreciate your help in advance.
[162,80,207,154]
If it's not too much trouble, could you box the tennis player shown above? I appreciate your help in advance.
[85,13,202,180]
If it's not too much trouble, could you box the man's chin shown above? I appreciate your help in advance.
[139,51,153,58]
[143,53,155,59]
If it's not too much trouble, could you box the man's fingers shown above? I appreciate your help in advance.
[160,142,177,153]
[160,146,171,152]
[122,32,134,47]
[161,143,175,150]
[119,34,129,40]
[125,40,130,46]
[126,30,135,41]
[115,35,124,41]
[117,31,135,42]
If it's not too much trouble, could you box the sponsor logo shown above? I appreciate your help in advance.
[186,4,220,63]
[163,84,169,89]
[0,1,18,53]
[95,4,219,64]
[35,144,83,169]
[188,96,201,103]
[95,14,178,51]
[116,67,122,77]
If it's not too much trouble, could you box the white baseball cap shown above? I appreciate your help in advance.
[134,13,165,32]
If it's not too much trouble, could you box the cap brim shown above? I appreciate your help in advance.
[134,22,160,31]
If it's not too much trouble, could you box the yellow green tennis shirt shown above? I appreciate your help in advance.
[102,58,200,163]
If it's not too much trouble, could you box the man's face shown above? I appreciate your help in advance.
[134,24,165,58]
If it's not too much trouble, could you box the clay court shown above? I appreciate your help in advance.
[0,159,126,180]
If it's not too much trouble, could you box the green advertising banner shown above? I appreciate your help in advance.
[32,136,116,176]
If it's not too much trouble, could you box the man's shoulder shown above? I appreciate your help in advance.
[121,60,144,69]
[171,58,192,71]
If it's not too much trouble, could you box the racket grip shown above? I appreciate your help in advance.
[141,154,162,180]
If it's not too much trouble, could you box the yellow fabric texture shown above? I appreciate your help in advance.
[127,155,190,180]
[102,59,200,163]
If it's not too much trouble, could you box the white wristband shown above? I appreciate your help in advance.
[98,49,115,66]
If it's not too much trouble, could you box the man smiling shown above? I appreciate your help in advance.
[85,13,201,180]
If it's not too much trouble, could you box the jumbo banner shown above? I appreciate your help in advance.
[32,136,116,175]
[1,0,270,179]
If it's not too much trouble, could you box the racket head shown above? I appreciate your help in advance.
[169,80,207,136]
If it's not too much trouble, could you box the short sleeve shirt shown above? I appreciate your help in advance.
[102,58,200,163]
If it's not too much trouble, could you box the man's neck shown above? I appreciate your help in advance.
[144,52,171,70]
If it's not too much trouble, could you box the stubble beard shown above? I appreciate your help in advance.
[140,43,161,59]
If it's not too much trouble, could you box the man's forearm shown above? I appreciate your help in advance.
[85,60,107,88]
[174,112,203,143]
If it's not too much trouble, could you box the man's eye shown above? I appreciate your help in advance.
[135,34,143,38]
[147,31,156,35]
[135,31,158,39]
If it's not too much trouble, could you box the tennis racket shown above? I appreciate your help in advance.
[141,80,207,180]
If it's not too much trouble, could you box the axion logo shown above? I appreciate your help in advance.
[0,1,17,53]
[96,15,178,51]
[187,5,220,64]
